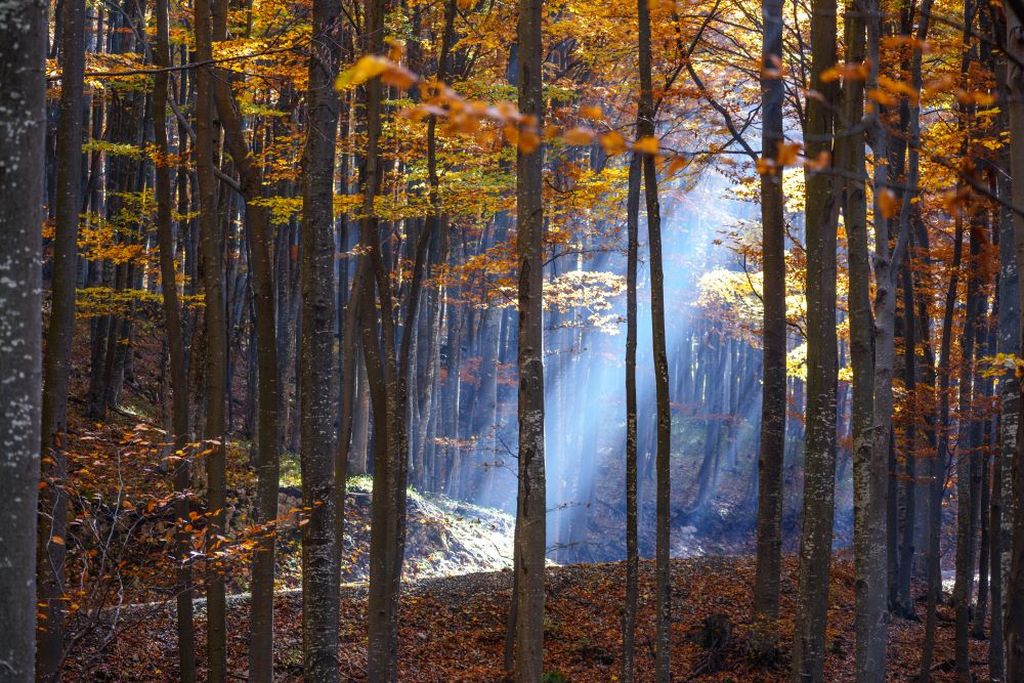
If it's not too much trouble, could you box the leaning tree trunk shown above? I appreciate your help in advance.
[206,3,282,674]
[636,1,672,678]
[0,0,45,677]
[152,0,195,677]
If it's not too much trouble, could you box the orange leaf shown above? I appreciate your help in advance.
[599,131,628,155]
[563,126,595,145]
[633,135,660,155]
[877,188,899,219]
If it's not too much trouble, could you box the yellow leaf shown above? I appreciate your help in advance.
[335,55,391,90]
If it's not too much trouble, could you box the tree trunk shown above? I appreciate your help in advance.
[152,2,195,677]
[954,221,983,679]
[753,0,787,622]
[635,1,672,677]
[205,6,283,675]
[513,0,547,678]
[299,0,342,676]
[621,149,641,683]
[0,0,45,676]
[36,0,84,675]
[920,210,963,682]
[192,0,228,673]
[792,0,840,673]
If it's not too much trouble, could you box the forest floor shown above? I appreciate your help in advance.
[69,554,988,682]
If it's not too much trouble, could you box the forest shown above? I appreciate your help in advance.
[2,0,1024,679]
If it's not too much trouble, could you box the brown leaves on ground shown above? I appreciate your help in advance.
[68,555,988,682]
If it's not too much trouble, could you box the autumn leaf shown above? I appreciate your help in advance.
[335,55,391,90]
[633,135,659,155]
[877,188,899,219]
[775,141,801,167]
[563,126,595,145]
[599,130,628,155]
[803,150,831,171]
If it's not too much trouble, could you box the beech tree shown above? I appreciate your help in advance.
[0,0,45,678]
[792,0,840,675]
[513,0,547,678]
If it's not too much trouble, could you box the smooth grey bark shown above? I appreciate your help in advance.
[513,0,547,679]
[0,0,45,677]
[299,0,342,676]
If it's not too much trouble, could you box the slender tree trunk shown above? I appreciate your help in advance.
[753,0,787,622]
[621,150,641,683]
[1005,4,1024,677]
[193,0,228,674]
[635,1,672,677]
[920,214,964,682]
[36,0,84,675]
[152,1,195,677]
[299,0,342,676]
[954,222,983,680]
[0,0,45,676]
[838,0,890,675]
[513,0,546,678]
[792,0,840,673]
[205,6,282,675]
[896,254,918,617]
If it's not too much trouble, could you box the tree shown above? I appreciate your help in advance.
[36,0,85,674]
[792,0,840,675]
[192,0,229,673]
[299,0,343,676]
[205,0,282,674]
[513,0,547,678]
[0,0,45,676]
[752,0,787,623]
[1004,1,1024,677]
[621,143,641,683]
[152,0,195,676]
[636,0,673,678]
